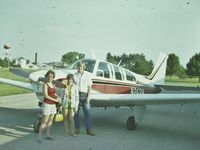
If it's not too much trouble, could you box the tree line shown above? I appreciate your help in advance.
[61,51,200,82]
[1,51,200,82]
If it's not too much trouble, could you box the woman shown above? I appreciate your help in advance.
[61,74,79,137]
[38,70,60,143]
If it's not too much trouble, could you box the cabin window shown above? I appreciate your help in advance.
[96,62,110,78]
[96,70,104,77]
[84,60,96,73]
[68,59,96,73]
[113,65,122,80]
[125,70,136,82]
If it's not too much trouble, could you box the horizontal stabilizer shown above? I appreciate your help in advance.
[155,84,200,93]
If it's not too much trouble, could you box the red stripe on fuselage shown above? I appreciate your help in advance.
[91,79,161,94]
[92,79,133,94]
[56,78,161,94]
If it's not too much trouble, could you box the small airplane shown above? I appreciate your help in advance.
[0,52,200,132]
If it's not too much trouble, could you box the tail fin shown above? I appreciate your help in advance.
[147,52,168,84]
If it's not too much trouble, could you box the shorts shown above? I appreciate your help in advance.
[67,101,72,110]
[63,101,73,110]
[42,103,57,115]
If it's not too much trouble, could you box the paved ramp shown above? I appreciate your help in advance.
[0,93,200,150]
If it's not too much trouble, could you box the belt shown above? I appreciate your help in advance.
[79,92,88,94]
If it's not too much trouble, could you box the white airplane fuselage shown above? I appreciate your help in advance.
[30,57,167,101]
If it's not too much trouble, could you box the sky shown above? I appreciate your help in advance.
[0,0,200,67]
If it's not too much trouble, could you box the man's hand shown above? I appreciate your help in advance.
[57,97,62,104]
[86,95,90,103]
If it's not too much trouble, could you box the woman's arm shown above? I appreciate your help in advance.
[43,84,59,102]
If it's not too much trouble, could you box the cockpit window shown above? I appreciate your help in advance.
[113,65,122,80]
[125,70,136,82]
[96,62,111,78]
[67,59,96,73]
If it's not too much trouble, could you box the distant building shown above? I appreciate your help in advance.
[44,62,66,69]
[20,59,27,68]
[39,63,53,69]
[15,58,39,69]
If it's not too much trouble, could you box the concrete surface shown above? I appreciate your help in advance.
[0,93,200,150]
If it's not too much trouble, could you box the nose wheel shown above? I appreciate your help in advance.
[34,118,41,133]
[126,116,137,130]
[33,112,42,133]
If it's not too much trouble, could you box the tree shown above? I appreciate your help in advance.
[177,65,187,79]
[0,58,9,67]
[186,52,200,82]
[61,51,85,66]
[166,53,180,80]
[130,54,153,75]
[0,58,2,67]
[106,52,117,64]
[106,52,153,75]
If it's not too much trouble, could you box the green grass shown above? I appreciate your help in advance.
[0,68,32,96]
[0,84,31,96]
[165,76,200,87]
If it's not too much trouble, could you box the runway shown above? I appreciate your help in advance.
[0,93,200,150]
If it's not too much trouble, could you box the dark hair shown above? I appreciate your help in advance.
[77,62,85,68]
[45,70,55,78]
[66,74,74,80]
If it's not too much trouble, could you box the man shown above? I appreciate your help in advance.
[73,63,95,136]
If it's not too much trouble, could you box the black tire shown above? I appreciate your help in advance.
[126,116,137,130]
[33,119,41,133]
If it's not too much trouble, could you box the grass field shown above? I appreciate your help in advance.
[0,68,32,96]
[165,76,200,87]
[0,68,200,96]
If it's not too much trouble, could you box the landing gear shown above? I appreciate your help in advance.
[34,118,41,133]
[33,112,42,133]
[126,116,137,130]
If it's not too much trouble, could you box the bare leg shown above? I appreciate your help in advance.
[38,115,49,142]
[63,108,69,136]
[46,114,55,138]
[69,109,76,136]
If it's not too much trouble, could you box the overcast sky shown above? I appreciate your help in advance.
[0,0,200,67]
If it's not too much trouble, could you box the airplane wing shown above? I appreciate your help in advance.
[0,68,67,91]
[38,77,66,88]
[0,77,65,90]
[90,93,200,107]
[0,77,33,90]
[9,68,32,78]
[0,68,33,90]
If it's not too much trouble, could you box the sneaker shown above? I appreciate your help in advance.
[37,137,43,143]
[74,129,80,134]
[70,133,77,137]
[86,130,95,136]
[64,132,69,137]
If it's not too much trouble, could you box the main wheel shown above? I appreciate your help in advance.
[126,116,137,130]
[33,119,41,133]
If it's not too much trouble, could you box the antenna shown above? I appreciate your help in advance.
[117,59,122,66]
[90,50,96,59]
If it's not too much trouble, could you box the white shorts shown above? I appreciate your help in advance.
[42,103,57,115]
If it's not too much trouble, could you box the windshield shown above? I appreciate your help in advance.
[68,59,96,73]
